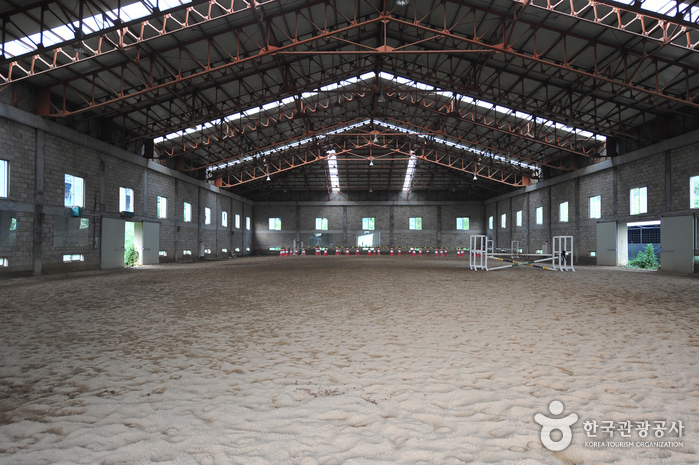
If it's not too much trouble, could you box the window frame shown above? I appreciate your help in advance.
[536,206,544,225]
[630,186,648,215]
[456,217,470,230]
[589,195,602,219]
[516,210,522,227]
[235,214,241,229]
[488,216,493,230]
[409,217,422,230]
[0,159,9,198]
[690,175,699,209]
[245,217,251,231]
[315,217,329,230]
[157,195,167,219]
[222,211,228,227]
[362,217,375,231]
[64,174,85,208]
[204,207,212,225]
[119,186,134,213]
[500,213,506,229]
[559,201,569,223]
[183,202,192,222]
[269,218,282,230]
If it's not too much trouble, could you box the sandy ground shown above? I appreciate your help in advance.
[0,256,697,465]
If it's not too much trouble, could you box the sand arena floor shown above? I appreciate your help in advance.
[0,256,698,465]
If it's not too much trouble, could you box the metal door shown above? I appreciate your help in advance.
[101,217,125,269]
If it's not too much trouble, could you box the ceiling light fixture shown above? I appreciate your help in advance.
[73,29,86,54]
[369,157,374,166]
[373,133,379,144]
[266,173,271,181]
[396,0,409,6]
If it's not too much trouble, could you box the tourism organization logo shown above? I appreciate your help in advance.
[535,400,686,451]
[535,400,578,451]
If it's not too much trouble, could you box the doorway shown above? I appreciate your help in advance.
[101,218,160,269]
[627,220,661,265]
[125,221,137,266]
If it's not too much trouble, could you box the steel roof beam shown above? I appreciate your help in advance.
[517,0,699,51]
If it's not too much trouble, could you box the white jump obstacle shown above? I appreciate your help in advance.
[510,241,520,260]
[469,235,575,272]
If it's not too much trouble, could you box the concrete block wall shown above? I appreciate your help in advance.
[485,129,699,267]
[347,205,390,249]
[578,169,614,258]
[0,103,251,277]
[617,153,665,218]
[550,181,576,242]
[441,203,485,248]
[253,202,485,254]
[299,205,344,249]
[43,134,103,272]
[510,194,528,248]
[254,204,298,252]
[0,118,36,275]
[393,204,437,249]
[671,145,699,212]
[527,188,551,253]
[1,99,698,275]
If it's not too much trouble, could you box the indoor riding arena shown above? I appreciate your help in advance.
[0,1,698,464]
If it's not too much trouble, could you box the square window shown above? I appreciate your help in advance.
[362,217,375,230]
[119,187,134,212]
[589,195,601,219]
[536,207,543,225]
[0,160,8,198]
[80,218,89,229]
[316,218,328,230]
[246,217,251,231]
[183,249,192,256]
[630,187,648,215]
[516,210,522,227]
[690,176,699,209]
[409,217,422,230]
[0,258,7,267]
[488,216,493,230]
[64,174,85,207]
[157,196,167,219]
[560,202,569,223]
[456,217,469,230]
[159,251,167,256]
[500,214,506,229]
[235,214,241,229]
[269,218,282,230]
[62,254,84,262]
[183,202,192,222]
[205,207,212,225]
[222,211,228,227]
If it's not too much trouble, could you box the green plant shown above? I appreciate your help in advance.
[628,243,659,270]
[125,245,139,267]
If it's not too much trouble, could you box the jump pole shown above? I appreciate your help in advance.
[470,235,575,272]
[488,256,557,271]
